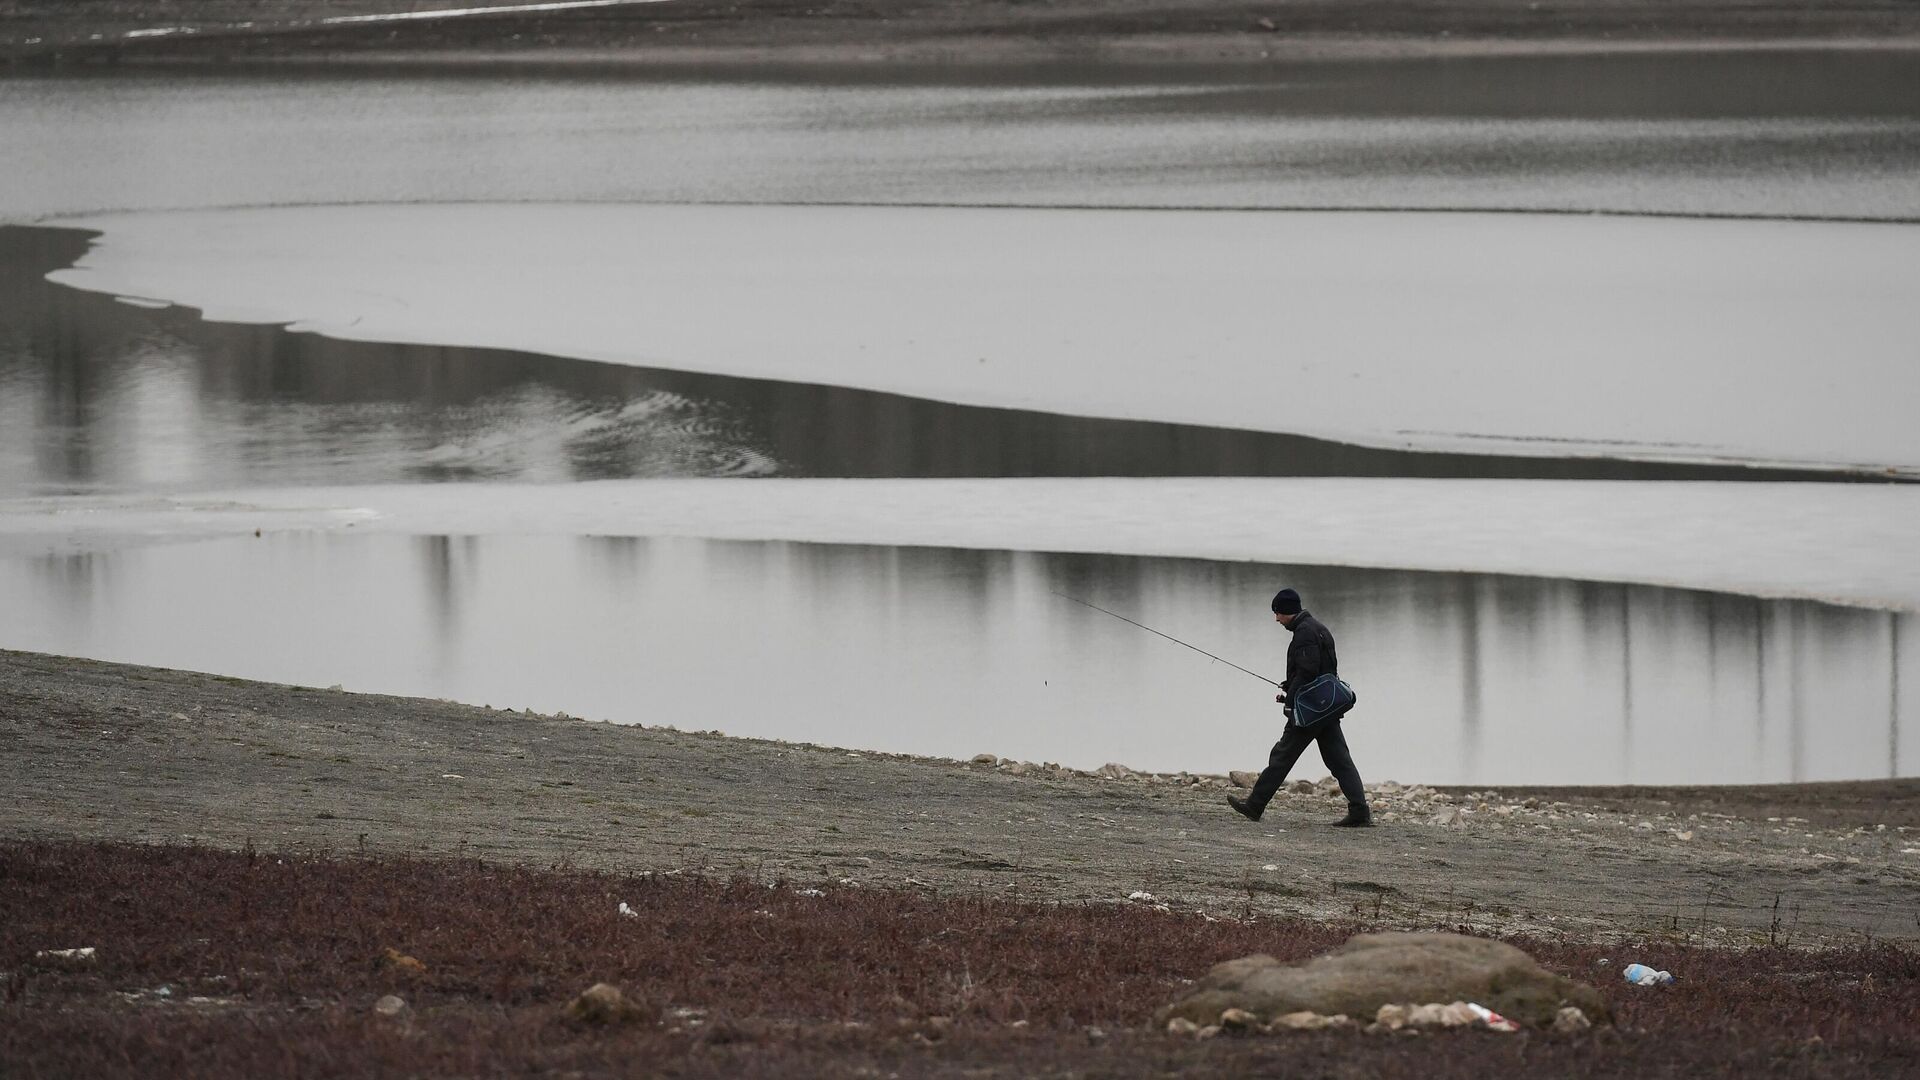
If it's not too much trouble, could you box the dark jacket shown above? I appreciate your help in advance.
[1283,611,1338,701]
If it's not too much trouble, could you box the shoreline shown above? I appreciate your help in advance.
[5,647,1915,947]
[6,0,1920,69]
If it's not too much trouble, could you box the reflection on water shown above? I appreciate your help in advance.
[2,533,1911,785]
[0,224,1864,492]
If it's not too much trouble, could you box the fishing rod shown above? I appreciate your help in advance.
[1051,591,1283,689]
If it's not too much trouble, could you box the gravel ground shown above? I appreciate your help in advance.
[5,648,1916,947]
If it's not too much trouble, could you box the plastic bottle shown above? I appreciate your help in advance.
[1622,963,1675,986]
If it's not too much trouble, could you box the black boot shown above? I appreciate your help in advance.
[1227,795,1263,822]
[1331,803,1372,827]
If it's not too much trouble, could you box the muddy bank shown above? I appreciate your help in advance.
[4,648,1915,946]
[6,0,1919,67]
[5,839,1917,1079]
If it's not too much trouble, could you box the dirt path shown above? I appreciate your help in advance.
[4,648,1916,946]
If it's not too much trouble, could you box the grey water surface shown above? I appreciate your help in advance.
[4,51,1916,783]
[1,532,1911,785]
[3,50,1918,222]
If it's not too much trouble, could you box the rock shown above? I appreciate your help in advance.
[1373,1003,1410,1030]
[1219,1007,1260,1032]
[1229,770,1260,789]
[1097,762,1134,780]
[33,947,96,963]
[373,994,408,1017]
[1272,1011,1352,1031]
[971,754,998,765]
[1166,1017,1200,1036]
[563,982,653,1026]
[1156,932,1610,1030]
[1553,1006,1593,1033]
[1427,808,1463,827]
[1086,1026,1107,1044]
[381,948,426,975]
[1407,1002,1450,1027]
[1008,761,1036,777]
[1196,1024,1222,1039]
[1289,779,1316,794]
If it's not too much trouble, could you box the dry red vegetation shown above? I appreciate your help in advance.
[2,840,1915,1078]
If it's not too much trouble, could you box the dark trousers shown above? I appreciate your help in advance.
[1248,718,1367,813]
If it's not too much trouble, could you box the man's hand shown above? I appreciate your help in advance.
[1275,693,1288,704]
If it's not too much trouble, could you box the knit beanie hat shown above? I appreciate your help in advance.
[1271,588,1302,615]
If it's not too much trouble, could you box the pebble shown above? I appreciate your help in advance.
[1219,1007,1260,1032]
[1552,1006,1592,1033]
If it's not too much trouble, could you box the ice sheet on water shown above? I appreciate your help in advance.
[4,478,1916,611]
[43,204,1920,476]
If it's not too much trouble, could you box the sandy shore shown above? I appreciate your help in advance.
[5,0,1919,66]
[5,648,1915,946]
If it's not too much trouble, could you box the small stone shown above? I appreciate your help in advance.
[1196,1024,1222,1039]
[971,754,999,766]
[1374,1003,1410,1030]
[373,994,408,1017]
[1097,762,1134,780]
[1288,779,1315,794]
[33,947,96,963]
[1219,1007,1260,1032]
[563,982,651,1026]
[1552,1006,1593,1033]
[1166,1017,1200,1036]
[1086,1026,1108,1043]
[1008,761,1036,776]
[1229,770,1260,788]
[381,948,426,975]
[1271,1010,1335,1030]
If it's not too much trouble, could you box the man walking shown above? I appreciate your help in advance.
[1228,588,1372,827]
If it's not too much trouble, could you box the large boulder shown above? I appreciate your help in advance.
[1157,932,1608,1029]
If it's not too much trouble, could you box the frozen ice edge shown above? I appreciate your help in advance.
[5,478,1917,613]
[40,204,1920,477]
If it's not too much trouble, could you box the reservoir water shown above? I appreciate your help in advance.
[3,51,1916,783]
[1,531,1912,785]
